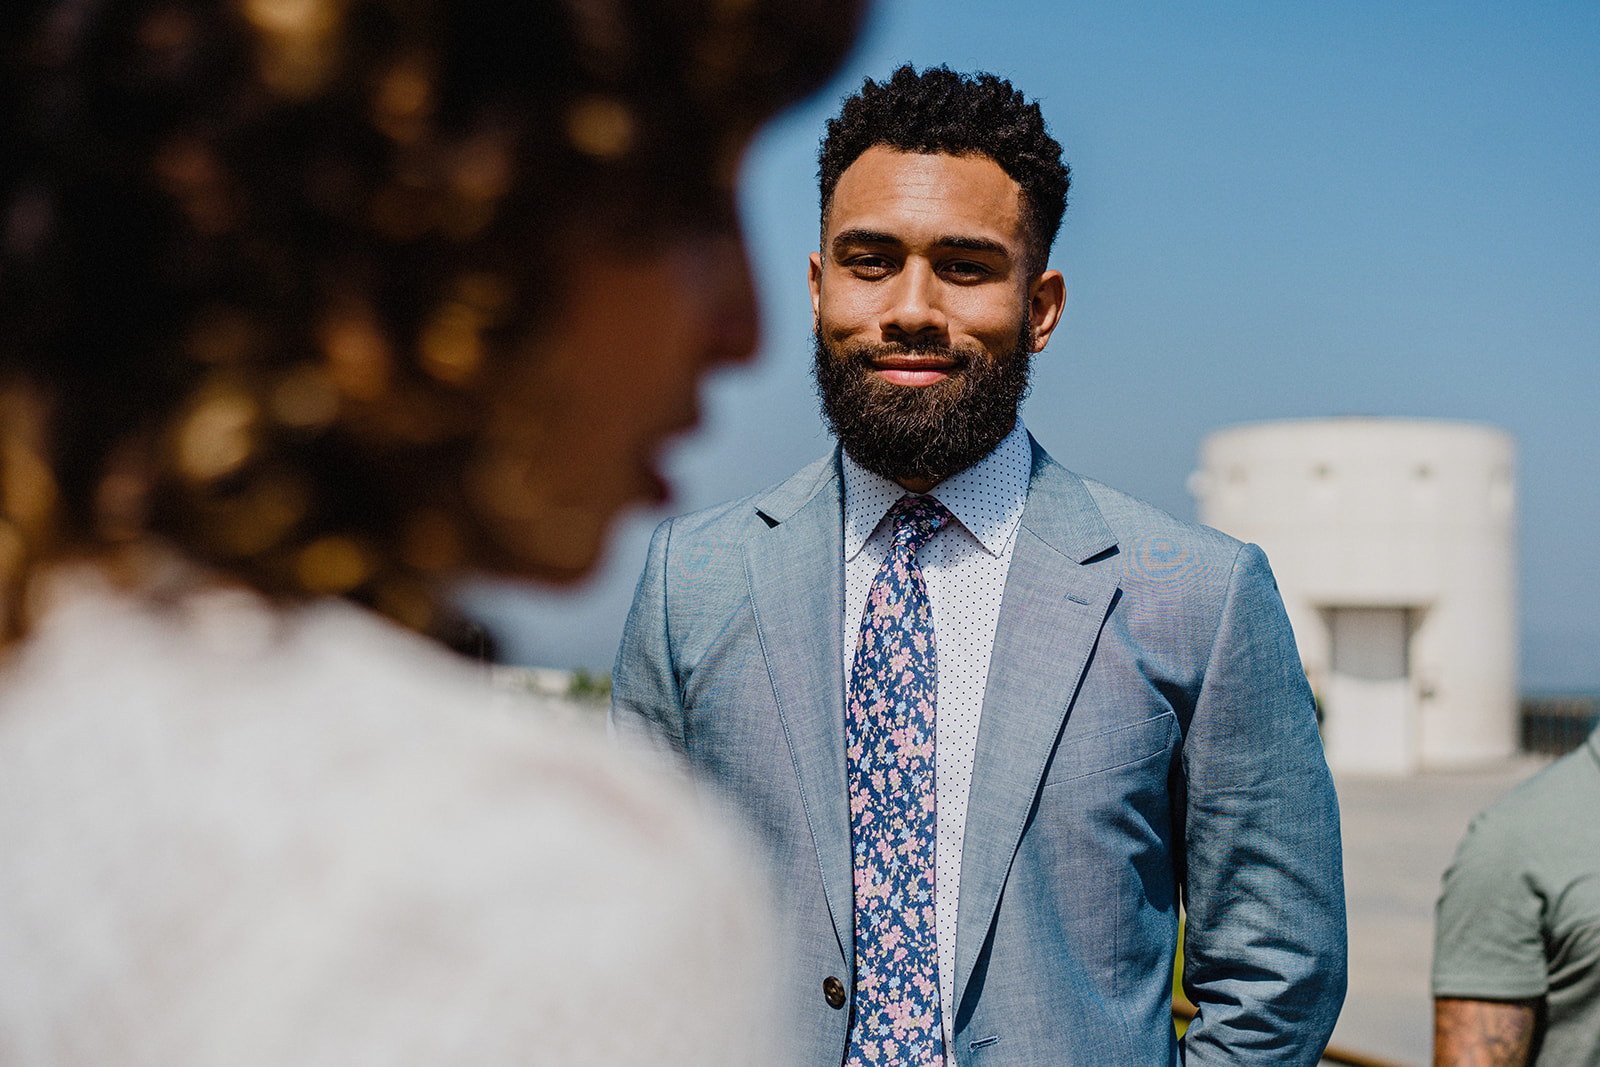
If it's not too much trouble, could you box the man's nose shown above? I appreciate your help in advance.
[878,260,947,341]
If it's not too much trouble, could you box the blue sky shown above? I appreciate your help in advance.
[466,0,1600,690]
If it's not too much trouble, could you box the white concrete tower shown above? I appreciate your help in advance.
[1190,418,1517,775]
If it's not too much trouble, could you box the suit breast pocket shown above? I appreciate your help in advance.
[1040,711,1179,790]
[1020,710,1183,970]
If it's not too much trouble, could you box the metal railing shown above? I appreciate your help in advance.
[1520,693,1599,756]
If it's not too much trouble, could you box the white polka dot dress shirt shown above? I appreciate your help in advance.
[841,422,1032,1045]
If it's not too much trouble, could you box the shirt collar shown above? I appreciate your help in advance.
[841,422,1032,561]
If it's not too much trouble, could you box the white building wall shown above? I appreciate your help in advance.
[1190,418,1517,774]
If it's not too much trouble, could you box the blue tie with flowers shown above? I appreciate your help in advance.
[844,494,951,1067]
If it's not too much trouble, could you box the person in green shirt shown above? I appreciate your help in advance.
[1433,724,1600,1066]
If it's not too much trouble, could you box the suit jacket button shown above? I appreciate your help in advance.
[823,976,847,1009]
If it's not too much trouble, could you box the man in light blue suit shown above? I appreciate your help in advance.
[612,65,1346,1065]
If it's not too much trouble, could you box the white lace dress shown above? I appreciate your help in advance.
[0,570,777,1065]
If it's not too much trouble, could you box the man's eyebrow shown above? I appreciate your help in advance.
[829,229,1010,257]
[937,235,1009,256]
[830,228,901,252]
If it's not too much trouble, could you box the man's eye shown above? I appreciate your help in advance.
[942,260,990,279]
[845,256,894,277]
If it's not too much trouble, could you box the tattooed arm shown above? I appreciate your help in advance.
[1433,998,1538,1067]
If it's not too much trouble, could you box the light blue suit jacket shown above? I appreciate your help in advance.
[611,439,1346,1065]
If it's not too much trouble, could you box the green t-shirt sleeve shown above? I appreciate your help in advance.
[1432,806,1550,1001]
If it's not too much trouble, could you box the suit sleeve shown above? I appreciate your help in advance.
[1179,543,1348,1065]
[609,518,691,771]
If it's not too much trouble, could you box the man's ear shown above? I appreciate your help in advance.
[808,251,824,332]
[1028,269,1066,352]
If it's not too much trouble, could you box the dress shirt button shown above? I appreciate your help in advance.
[823,976,847,1009]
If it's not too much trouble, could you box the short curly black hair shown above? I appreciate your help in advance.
[818,64,1069,276]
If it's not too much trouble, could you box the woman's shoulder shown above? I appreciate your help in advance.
[0,572,777,1065]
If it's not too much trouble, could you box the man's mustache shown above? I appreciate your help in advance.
[832,337,975,367]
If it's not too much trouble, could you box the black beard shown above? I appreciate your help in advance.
[812,320,1033,485]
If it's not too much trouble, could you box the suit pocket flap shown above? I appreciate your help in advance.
[1042,712,1178,787]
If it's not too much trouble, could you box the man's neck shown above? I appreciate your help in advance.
[895,475,941,494]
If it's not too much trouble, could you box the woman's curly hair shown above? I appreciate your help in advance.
[0,0,862,643]
[818,64,1070,277]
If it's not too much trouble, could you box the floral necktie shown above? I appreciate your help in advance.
[845,494,951,1067]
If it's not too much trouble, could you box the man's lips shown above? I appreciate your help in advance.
[870,354,959,387]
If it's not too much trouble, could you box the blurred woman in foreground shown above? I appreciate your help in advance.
[0,0,861,1061]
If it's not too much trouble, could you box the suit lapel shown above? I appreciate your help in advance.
[953,442,1120,1011]
[742,454,855,962]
